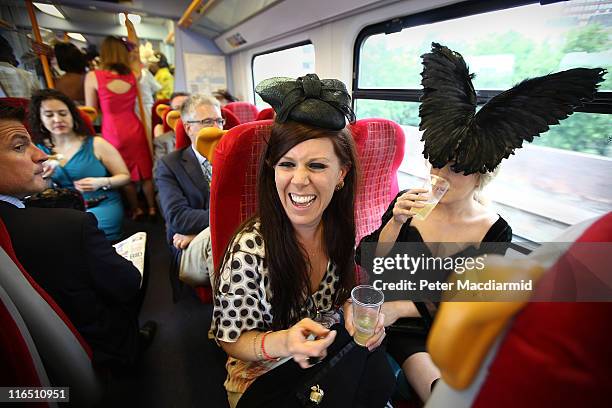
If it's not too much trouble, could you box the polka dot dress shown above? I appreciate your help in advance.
[212,220,340,344]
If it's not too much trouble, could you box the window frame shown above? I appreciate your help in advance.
[251,40,314,105]
[351,0,612,243]
[352,0,612,114]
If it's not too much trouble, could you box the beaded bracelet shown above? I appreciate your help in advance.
[253,332,263,360]
[261,331,279,361]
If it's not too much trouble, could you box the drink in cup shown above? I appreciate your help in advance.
[351,285,384,346]
[412,174,450,221]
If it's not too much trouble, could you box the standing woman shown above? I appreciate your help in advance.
[212,74,390,408]
[84,36,156,220]
[53,42,87,105]
[30,89,130,240]
[150,52,173,101]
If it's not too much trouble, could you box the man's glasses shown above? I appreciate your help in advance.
[185,118,225,127]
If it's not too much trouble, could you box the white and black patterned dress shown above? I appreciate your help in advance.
[211,220,340,394]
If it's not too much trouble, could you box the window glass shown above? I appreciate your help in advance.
[359,1,612,91]
[252,43,315,109]
[356,99,612,241]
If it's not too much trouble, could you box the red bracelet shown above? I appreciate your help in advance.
[261,331,279,361]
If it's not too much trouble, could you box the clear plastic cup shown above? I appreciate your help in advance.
[351,285,384,346]
[412,174,450,221]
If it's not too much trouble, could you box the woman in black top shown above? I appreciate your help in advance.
[357,164,511,402]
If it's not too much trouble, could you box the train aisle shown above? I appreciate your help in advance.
[101,218,229,407]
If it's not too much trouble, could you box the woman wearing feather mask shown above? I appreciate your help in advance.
[357,42,605,402]
[212,74,394,408]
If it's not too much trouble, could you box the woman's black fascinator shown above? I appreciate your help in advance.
[255,74,355,130]
[419,42,606,175]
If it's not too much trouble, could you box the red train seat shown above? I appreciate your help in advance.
[224,101,259,124]
[349,118,405,245]
[0,218,102,405]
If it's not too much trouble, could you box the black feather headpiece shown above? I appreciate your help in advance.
[419,42,606,175]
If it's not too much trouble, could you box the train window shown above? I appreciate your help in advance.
[252,41,315,109]
[354,0,612,242]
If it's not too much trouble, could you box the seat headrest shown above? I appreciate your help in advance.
[195,127,228,165]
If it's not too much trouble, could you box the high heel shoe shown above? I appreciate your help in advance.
[131,208,145,221]
[147,207,158,221]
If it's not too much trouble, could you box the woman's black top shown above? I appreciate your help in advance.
[355,190,512,363]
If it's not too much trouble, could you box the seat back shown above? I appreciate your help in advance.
[225,102,259,124]
[0,283,50,406]
[0,218,102,406]
[256,107,274,121]
[165,109,181,133]
[349,118,405,244]
[427,212,612,408]
[222,107,240,130]
[210,120,273,270]
[195,127,228,165]
[77,108,96,136]
[174,118,190,150]
[151,98,170,131]
[77,106,98,122]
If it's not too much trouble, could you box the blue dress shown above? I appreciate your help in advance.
[39,137,124,240]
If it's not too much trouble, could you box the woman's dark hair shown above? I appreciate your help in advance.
[218,121,358,330]
[156,52,169,69]
[29,89,92,145]
[54,42,87,73]
[213,89,238,103]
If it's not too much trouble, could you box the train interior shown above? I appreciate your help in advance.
[0,0,611,406]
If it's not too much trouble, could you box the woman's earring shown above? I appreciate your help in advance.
[335,180,344,191]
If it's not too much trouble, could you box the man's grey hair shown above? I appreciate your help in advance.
[180,94,221,121]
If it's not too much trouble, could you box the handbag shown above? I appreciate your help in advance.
[237,324,395,408]
[52,165,109,209]
[24,187,86,211]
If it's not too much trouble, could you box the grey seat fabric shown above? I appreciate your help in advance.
[0,247,103,407]
[0,283,58,408]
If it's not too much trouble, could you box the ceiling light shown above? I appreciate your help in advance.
[33,2,65,19]
[118,13,142,26]
[67,33,87,43]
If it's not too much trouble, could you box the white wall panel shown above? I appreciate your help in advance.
[228,0,462,103]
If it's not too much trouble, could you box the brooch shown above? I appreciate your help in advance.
[309,384,324,404]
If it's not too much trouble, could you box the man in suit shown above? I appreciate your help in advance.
[154,94,223,300]
[0,102,153,366]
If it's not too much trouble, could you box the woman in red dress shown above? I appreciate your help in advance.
[85,36,156,219]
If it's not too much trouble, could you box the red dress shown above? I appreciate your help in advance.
[95,70,153,180]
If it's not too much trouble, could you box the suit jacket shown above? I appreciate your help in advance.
[0,201,141,365]
[155,146,210,298]
[155,146,210,244]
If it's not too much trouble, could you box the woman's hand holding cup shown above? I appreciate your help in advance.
[393,188,429,224]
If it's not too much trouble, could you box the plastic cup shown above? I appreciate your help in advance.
[412,174,450,221]
[351,285,384,346]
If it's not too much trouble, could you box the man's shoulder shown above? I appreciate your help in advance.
[160,147,190,164]
[1,204,91,227]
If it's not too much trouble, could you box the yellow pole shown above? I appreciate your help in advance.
[178,0,217,28]
[25,0,54,88]
[124,13,153,155]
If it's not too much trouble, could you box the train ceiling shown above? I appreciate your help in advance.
[1,0,282,42]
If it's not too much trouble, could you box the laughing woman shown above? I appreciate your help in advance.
[212,75,392,408]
